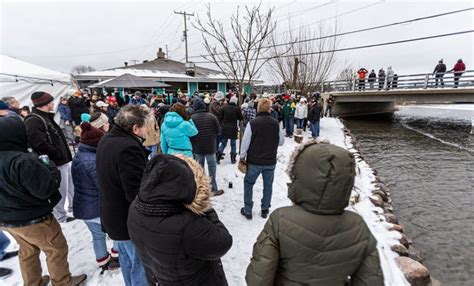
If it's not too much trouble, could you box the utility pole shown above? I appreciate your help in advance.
[165,44,169,59]
[292,57,299,90]
[174,11,194,63]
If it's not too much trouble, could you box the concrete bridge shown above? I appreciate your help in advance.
[321,70,474,117]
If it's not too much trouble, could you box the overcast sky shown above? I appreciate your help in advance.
[1,0,473,84]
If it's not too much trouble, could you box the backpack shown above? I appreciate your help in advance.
[24,113,54,145]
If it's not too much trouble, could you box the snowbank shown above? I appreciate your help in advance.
[2,118,408,285]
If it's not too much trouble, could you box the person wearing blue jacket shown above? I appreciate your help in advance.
[160,103,198,157]
[58,96,75,143]
[72,122,120,273]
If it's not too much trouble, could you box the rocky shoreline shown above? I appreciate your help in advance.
[341,126,440,286]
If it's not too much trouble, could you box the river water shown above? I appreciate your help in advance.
[344,105,474,285]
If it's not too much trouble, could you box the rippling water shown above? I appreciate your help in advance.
[344,105,474,285]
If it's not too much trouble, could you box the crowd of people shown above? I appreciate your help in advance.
[355,59,467,91]
[0,88,384,285]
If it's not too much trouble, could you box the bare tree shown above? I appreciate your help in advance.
[193,3,277,103]
[71,65,96,75]
[336,66,356,91]
[268,22,338,95]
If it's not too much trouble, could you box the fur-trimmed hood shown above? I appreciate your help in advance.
[137,154,211,216]
[286,140,356,215]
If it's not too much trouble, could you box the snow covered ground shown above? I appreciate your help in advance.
[1,118,408,285]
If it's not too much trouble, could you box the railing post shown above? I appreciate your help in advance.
[423,74,429,89]
[352,79,356,91]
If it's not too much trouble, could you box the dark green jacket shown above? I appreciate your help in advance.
[281,101,296,118]
[246,143,384,286]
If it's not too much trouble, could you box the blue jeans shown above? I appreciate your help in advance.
[219,137,237,154]
[295,118,305,129]
[0,230,10,260]
[117,240,147,286]
[325,106,332,117]
[84,220,118,261]
[310,121,320,139]
[194,153,218,193]
[243,164,276,214]
[283,117,294,136]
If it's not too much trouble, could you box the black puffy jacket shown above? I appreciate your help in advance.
[128,154,233,286]
[0,117,61,225]
[191,99,220,155]
[68,96,90,124]
[219,103,243,140]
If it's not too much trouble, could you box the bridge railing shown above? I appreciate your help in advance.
[321,70,474,92]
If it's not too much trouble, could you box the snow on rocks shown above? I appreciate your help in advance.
[3,117,429,285]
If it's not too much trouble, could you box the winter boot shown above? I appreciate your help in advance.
[216,152,222,164]
[69,274,87,286]
[40,275,50,286]
[240,208,252,220]
[230,153,237,164]
[99,253,120,274]
[261,209,270,219]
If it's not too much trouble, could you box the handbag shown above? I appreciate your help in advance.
[238,160,248,173]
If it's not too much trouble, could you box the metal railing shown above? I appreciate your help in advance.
[321,70,474,93]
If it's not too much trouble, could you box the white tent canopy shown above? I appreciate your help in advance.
[0,55,75,108]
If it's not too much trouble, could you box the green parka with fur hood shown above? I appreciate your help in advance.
[246,142,384,286]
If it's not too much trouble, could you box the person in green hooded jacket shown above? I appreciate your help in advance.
[246,141,384,286]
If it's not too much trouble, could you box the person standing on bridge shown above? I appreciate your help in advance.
[378,68,386,90]
[357,68,368,91]
[368,70,376,90]
[386,66,395,90]
[432,59,447,87]
[449,59,466,88]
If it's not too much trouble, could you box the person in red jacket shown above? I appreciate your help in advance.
[450,59,466,88]
[357,68,368,91]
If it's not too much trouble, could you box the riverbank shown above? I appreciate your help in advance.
[3,117,427,285]
[345,106,473,285]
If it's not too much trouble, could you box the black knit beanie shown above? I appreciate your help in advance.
[31,91,54,107]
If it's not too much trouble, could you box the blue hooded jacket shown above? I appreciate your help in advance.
[160,112,198,157]
[72,143,100,220]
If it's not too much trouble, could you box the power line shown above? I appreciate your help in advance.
[186,1,336,49]
[188,7,474,60]
[132,1,203,60]
[192,30,474,64]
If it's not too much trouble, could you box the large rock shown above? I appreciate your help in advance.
[396,257,431,286]
[384,213,399,224]
[370,195,384,207]
[399,233,412,249]
[389,224,404,233]
[391,244,409,256]
[373,190,388,202]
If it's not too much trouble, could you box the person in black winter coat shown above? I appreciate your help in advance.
[68,91,90,125]
[128,154,233,286]
[96,105,150,285]
[24,91,74,223]
[191,98,223,195]
[0,116,87,286]
[217,96,243,164]
[307,100,323,139]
